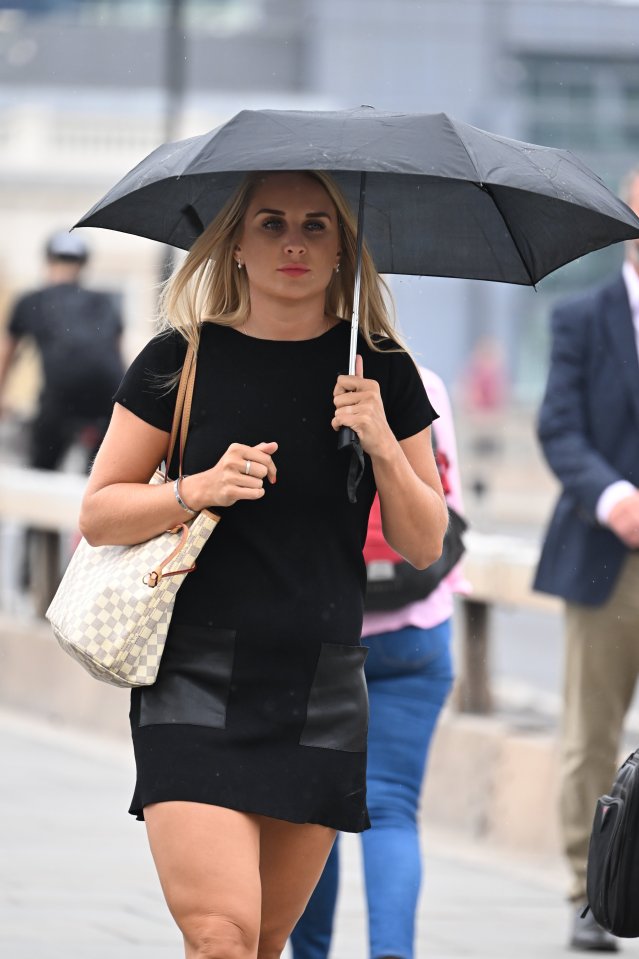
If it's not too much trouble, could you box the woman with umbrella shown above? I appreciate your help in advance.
[78,169,448,959]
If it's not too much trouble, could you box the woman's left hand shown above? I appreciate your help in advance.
[332,354,395,458]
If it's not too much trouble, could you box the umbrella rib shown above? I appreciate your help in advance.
[478,184,536,286]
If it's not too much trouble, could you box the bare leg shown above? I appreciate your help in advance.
[144,801,262,959]
[257,816,336,959]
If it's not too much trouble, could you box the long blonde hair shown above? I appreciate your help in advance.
[158,170,408,354]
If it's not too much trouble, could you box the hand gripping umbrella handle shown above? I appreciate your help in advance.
[337,426,358,450]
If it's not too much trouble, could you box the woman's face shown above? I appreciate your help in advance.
[235,172,342,304]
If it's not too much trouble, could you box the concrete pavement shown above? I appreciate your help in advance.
[3,707,639,959]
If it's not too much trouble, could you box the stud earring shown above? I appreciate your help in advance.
[237,260,243,270]
[335,263,341,274]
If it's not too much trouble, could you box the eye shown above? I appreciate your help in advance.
[305,220,326,232]
[261,217,284,231]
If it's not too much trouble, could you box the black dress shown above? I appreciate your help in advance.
[114,320,436,832]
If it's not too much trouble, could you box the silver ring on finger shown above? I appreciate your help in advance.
[244,459,252,476]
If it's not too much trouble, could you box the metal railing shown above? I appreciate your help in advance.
[0,466,86,617]
[455,530,559,712]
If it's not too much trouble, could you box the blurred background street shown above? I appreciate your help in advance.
[2,1,639,956]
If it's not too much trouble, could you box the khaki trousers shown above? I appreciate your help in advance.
[560,552,639,901]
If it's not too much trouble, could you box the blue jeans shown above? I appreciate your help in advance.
[290,620,454,959]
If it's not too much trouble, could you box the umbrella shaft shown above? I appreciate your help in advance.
[348,312,359,376]
[349,172,367,375]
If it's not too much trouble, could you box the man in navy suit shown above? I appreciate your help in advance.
[535,168,639,952]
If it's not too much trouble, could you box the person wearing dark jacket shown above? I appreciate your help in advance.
[534,168,639,953]
[0,230,124,471]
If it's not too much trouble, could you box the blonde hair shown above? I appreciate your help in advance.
[158,170,408,355]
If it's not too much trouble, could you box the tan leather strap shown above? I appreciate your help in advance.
[163,343,196,483]
[178,351,197,478]
[143,522,196,588]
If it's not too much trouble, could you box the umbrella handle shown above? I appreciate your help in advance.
[337,426,358,450]
[337,427,365,504]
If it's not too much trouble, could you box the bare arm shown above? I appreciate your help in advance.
[80,403,277,547]
[373,426,448,568]
[332,356,447,569]
[0,335,19,411]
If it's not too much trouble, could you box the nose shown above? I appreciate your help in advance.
[284,228,306,256]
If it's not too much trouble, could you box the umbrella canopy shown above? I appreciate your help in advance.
[76,107,639,285]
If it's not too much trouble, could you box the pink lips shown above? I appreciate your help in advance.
[278,266,310,277]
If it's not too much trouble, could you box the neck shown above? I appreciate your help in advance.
[46,263,82,285]
[241,290,331,340]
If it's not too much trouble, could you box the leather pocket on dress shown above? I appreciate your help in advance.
[300,643,369,752]
[138,625,236,728]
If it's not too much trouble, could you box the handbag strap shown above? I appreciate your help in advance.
[163,343,196,482]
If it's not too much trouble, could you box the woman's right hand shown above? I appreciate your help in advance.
[80,403,279,546]
[183,441,278,509]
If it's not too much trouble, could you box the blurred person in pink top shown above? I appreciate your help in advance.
[459,335,509,413]
[291,367,468,959]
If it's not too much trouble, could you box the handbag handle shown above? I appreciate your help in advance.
[143,342,204,590]
[163,343,196,482]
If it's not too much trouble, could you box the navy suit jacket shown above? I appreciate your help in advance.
[534,272,639,605]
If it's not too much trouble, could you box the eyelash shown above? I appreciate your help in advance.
[261,218,326,233]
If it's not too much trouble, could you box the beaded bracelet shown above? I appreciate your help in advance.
[174,475,197,515]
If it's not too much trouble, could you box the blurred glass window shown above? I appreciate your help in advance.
[520,53,639,151]
[1,0,265,30]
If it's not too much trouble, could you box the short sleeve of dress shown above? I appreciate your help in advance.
[381,347,438,440]
[113,330,188,433]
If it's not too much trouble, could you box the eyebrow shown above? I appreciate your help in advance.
[254,207,333,219]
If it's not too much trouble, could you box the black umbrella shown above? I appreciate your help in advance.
[77,107,639,277]
[77,107,639,357]
[76,107,639,493]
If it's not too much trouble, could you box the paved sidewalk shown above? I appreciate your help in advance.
[2,707,638,959]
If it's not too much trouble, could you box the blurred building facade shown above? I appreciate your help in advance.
[1,0,639,401]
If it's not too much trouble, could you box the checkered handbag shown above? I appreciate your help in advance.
[45,345,220,688]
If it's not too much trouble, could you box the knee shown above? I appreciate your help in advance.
[186,915,257,959]
[257,925,290,959]
[256,939,284,959]
[367,780,417,826]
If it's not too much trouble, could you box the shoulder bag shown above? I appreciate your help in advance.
[584,747,639,937]
[46,345,220,688]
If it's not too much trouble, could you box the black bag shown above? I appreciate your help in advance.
[364,505,467,612]
[585,748,639,938]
